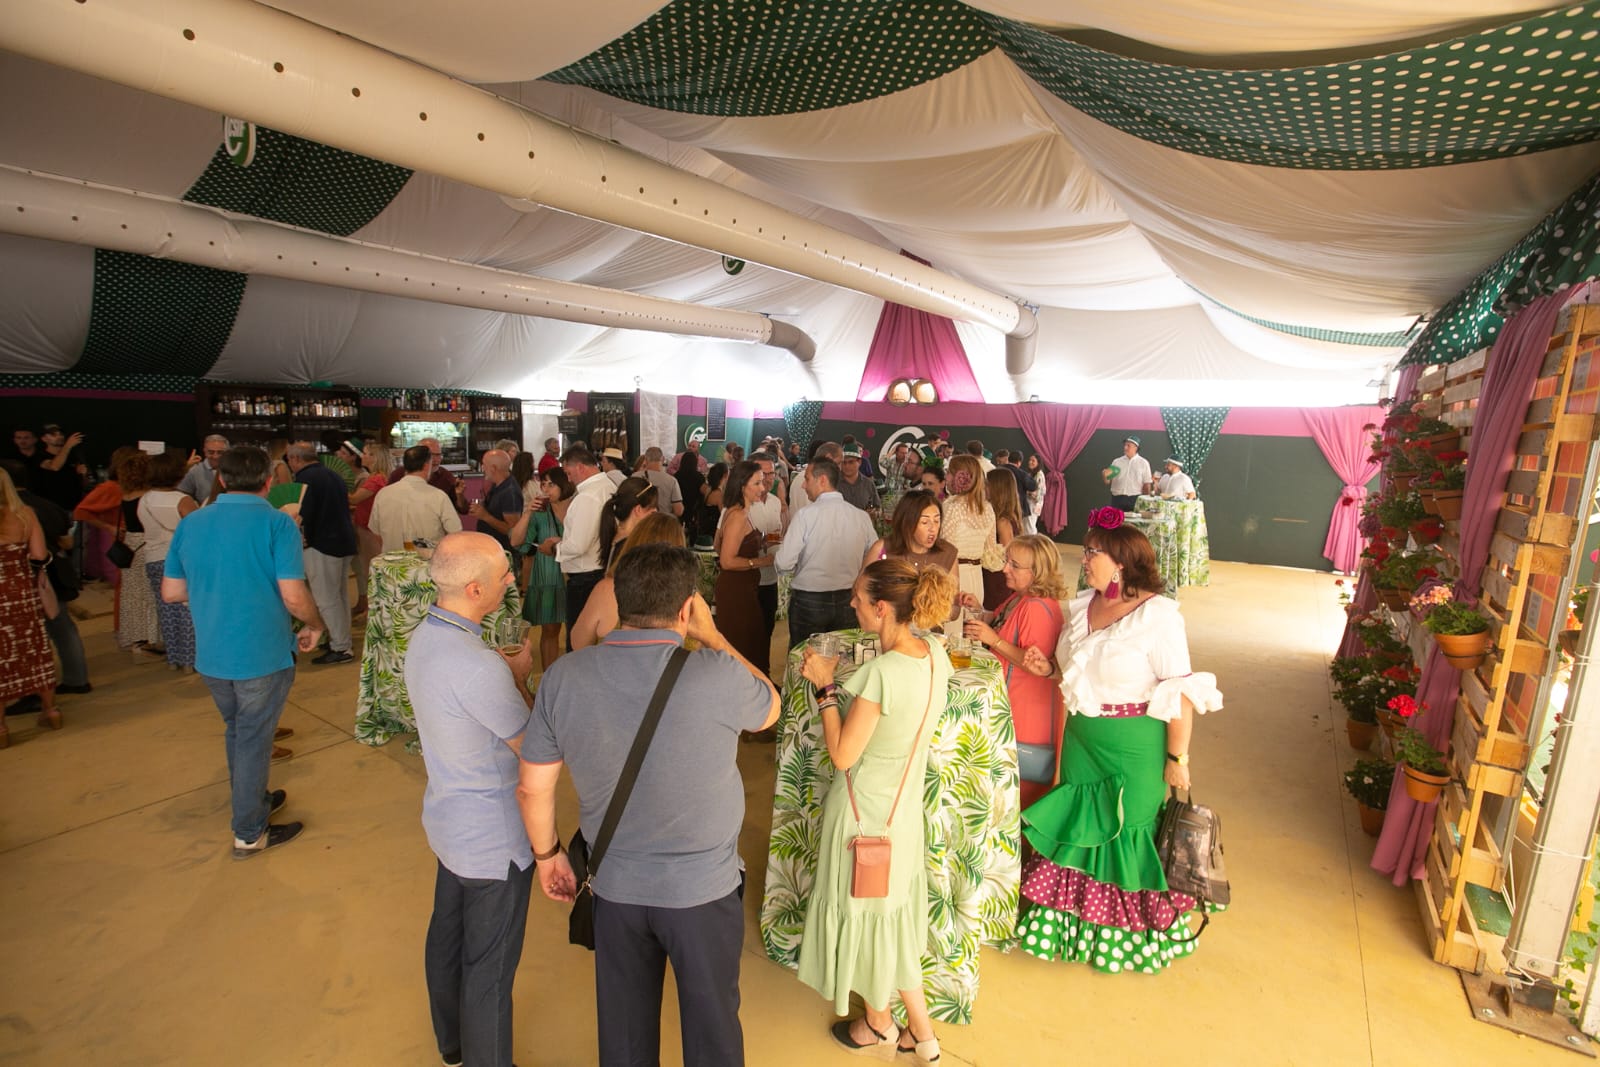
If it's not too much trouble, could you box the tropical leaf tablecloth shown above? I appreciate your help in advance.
[354,551,523,747]
[1078,512,1179,600]
[1135,496,1211,588]
[759,630,1020,1024]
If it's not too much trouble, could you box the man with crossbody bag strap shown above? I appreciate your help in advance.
[519,544,779,1067]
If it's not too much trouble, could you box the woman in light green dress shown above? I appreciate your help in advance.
[796,558,955,1064]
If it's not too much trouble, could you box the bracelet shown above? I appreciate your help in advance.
[1166,752,1189,766]
[814,682,839,700]
[533,841,563,862]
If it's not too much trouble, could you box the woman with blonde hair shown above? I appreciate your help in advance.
[797,559,955,1062]
[982,468,1025,609]
[938,453,998,608]
[568,511,686,649]
[0,467,60,746]
[960,534,1068,806]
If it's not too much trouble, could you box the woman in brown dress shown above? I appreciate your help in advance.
[714,460,777,673]
[0,468,60,746]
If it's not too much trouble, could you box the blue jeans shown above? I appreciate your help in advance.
[787,588,856,649]
[202,666,296,842]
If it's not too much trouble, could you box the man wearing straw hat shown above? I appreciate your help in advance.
[1102,435,1152,513]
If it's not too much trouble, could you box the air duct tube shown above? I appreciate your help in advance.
[0,0,1033,369]
[0,166,815,359]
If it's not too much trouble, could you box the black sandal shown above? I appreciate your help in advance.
[830,1017,895,1053]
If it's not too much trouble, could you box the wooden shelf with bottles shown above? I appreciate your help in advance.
[469,396,522,456]
[1413,302,1600,976]
[197,382,361,446]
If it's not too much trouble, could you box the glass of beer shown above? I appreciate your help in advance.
[494,616,527,654]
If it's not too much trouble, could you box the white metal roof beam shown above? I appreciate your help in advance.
[0,0,1037,373]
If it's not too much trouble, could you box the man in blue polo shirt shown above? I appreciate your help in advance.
[404,531,536,1067]
[163,446,325,858]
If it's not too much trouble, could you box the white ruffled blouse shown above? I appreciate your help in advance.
[1052,590,1223,723]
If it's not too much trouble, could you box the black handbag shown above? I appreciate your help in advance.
[567,645,691,950]
[1154,788,1230,942]
[106,508,136,569]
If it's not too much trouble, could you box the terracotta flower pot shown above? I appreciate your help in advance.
[1433,630,1489,670]
[1346,719,1377,751]
[1376,709,1404,743]
[1391,472,1417,493]
[1433,489,1464,521]
[1422,431,1461,455]
[1358,802,1385,836]
[1376,587,1410,611]
[1419,490,1441,515]
[1402,763,1450,803]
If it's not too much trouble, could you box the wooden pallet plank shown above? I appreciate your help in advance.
[1505,469,1543,498]
[1533,512,1577,546]
[1495,507,1533,542]
[1554,413,1598,443]
[1526,395,1558,426]
[1480,568,1512,612]
[1447,349,1489,380]
[1459,675,1489,726]
[1465,762,1522,797]
[1516,427,1550,458]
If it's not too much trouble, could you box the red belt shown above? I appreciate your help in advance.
[1099,702,1149,718]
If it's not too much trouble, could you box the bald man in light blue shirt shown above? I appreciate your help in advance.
[775,456,875,648]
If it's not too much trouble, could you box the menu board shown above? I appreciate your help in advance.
[706,397,727,442]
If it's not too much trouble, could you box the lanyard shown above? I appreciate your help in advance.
[425,607,481,638]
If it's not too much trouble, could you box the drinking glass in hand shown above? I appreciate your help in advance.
[808,632,842,663]
[494,615,527,654]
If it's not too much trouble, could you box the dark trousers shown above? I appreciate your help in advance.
[756,582,778,649]
[594,889,745,1067]
[1111,494,1139,512]
[787,588,856,649]
[565,569,605,651]
[43,607,88,688]
[424,859,534,1067]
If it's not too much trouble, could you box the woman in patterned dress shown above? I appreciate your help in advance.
[0,468,60,746]
[136,451,198,670]
[508,466,573,671]
[1015,513,1223,974]
[938,453,997,608]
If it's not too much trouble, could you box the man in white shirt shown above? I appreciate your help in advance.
[787,440,843,519]
[640,447,685,518]
[748,454,787,656]
[1103,435,1153,512]
[775,457,876,649]
[966,440,994,473]
[543,445,616,650]
[370,445,464,554]
[1157,457,1197,500]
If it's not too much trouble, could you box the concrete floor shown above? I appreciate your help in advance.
[0,556,1588,1065]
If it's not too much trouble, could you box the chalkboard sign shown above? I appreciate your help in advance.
[706,398,727,442]
[558,412,584,440]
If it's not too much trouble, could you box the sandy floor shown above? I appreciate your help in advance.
[0,556,1586,1065]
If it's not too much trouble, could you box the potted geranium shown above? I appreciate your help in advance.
[1343,758,1395,835]
[1389,694,1450,802]
[1420,455,1467,519]
[1422,597,1491,670]
[1374,551,1441,610]
[1561,585,1590,657]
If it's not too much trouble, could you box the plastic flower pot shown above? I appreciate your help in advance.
[1346,719,1377,751]
[1433,631,1489,670]
[1402,763,1450,803]
[1433,489,1464,521]
[1358,803,1385,836]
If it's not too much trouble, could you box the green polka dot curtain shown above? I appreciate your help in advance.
[1159,407,1229,485]
[1402,168,1600,366]
[783,400,823,453]
[1190,287,1419,348]
[550,0,1600,171]
[74,128,412,379]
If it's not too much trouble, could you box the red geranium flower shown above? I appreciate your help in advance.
[1387,694,1421,718]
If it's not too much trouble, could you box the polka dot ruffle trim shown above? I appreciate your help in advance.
[1018,902,1199,975]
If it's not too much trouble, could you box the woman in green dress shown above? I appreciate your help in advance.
[508,467,572,673]
[796,558,955,1063]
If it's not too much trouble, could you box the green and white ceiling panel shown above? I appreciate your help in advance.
[1,0,1600,402]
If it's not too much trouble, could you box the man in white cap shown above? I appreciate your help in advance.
[1103,435,1152,512]
[600,447,629,487]
[1156,457,1197,500]
[834,444,880,515]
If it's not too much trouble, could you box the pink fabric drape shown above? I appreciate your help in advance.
[1335,570,1377,659]
[1372,283,1592,885]
[856,254,982,403]
[1016,403,1108,535]
[1303,406,1386,573]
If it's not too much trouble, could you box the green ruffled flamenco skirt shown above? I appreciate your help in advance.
[1016,713,1220,975]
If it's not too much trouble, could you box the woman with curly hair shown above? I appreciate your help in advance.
[1015,510,1223,974]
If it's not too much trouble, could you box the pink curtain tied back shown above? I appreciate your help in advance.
[1303,405,1386,573]
[1015,403,1107,535]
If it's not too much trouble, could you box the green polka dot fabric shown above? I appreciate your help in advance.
[0,371,202,394]
[783,400,823,452]
[1403,168,1600,365]
[73,127,412,379]
[1018,903,1201,974]
[1160,407,1229,484]
[1190,287,1419,347]
[551,0,1600,170]
[546,0,992,116]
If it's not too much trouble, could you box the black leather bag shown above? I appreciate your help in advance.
[106,509,135,569]
[567,646,691,950]
[1154,788,1230,942]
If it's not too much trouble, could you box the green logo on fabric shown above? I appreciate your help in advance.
[685,424,707,447]
[223,117,256,168]
[721,256,745,275]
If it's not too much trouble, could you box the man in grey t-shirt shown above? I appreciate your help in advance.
[519,544,779,1067]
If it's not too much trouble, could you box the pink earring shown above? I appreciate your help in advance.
[1105,571,1122,600]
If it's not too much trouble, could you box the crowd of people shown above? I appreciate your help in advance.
[1,418,1220,1067]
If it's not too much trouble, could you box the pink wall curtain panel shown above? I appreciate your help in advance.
[856,253,983,403]
[1303,405,1387,573]
[1372,284,1590,886]
[1016,403,1108,534]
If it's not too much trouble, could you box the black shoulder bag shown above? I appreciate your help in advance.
[567,645,691,950]
[1154,788,1231,943]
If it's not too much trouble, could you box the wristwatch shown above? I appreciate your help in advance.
[1166,751,1189,766]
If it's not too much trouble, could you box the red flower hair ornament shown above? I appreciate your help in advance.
[1086,507,1124,531]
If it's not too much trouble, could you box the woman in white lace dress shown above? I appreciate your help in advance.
[939,454,997,607]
